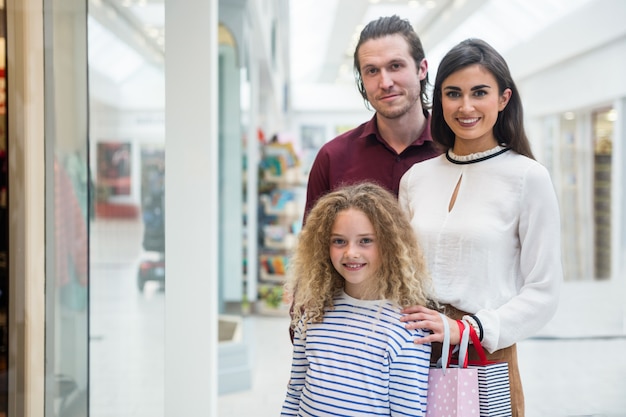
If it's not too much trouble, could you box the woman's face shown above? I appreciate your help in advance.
[329,208,382,300]
[440,64,511,154]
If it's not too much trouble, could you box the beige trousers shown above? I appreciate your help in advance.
[429,306,524,417]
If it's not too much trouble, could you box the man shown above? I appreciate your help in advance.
[289,15,441,343]
[303,15,441,219]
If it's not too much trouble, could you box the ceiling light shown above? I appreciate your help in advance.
[606,109,617,122]
[453,0,467,9]
[146,27,160,38]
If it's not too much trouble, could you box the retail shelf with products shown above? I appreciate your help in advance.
[256,142,305,315]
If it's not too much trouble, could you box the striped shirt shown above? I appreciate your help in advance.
[281,291,431,416]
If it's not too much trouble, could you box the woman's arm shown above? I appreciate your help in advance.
[475,163,563,352]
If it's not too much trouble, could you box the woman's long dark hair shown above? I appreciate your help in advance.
[431,38,535,159]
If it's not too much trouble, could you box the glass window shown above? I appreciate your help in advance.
[549,107,616,282]
[592,108,615,280]
[44,3,89,416]
[87,1,166,415]
[557,112,594,281]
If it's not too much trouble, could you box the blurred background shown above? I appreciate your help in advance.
[8,0,625,416]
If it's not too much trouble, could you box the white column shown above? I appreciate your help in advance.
[164,0,219,415]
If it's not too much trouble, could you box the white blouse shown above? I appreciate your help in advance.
[399,149,563,353]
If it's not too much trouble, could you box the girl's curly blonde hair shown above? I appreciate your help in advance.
[285,182,436,329]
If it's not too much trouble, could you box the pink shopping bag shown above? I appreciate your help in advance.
[426,366,480,416]
[426,316,480,416]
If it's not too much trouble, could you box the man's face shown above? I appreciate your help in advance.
[358,34,427,120]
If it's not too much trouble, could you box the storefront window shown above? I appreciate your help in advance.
[592,108,614,280]
[557,112,594,281]
[552,107,616,282]
[44,2,89,415]
[87,1,166,415]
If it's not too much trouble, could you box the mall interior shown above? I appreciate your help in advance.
[4,0,626,416]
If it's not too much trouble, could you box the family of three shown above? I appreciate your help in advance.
[281,15,563,417]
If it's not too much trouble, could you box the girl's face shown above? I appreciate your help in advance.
[329,208,382,300]
[358,34,428,120]
[441,64,511,154]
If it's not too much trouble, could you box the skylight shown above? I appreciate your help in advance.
[88,16,144,83]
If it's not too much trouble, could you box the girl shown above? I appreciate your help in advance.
[399,38,563,416]
[281,182,435,417]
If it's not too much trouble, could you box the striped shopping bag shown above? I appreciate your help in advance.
[466,323,512,416]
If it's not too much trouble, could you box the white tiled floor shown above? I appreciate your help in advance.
[217,315,626,417]
[90,219,626,417]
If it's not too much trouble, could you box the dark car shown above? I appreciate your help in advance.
[137,255,165,291]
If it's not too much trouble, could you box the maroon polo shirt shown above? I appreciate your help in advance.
[303,114,441,219]
[289,113,441,342]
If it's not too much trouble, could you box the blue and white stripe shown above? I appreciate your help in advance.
[281,291,431,416]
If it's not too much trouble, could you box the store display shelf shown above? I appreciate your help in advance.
[256,283,290,316]
[259,270,286,284]
[255,301,290,317]
[262,165,306,186]
[262,236,296,251]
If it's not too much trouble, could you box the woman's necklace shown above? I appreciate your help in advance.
[446,144,510,165]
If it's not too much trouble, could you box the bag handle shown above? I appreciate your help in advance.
[436,314,472,373]
[467,323,489,365]
[436,313,491,368]
[437,312,450,374]
[457,320,470,368]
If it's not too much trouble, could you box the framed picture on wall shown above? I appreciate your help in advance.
[300,125,326,150]
[335,125,356,135]
[97,142,131,196]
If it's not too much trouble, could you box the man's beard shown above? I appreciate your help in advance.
[371,87,421,119]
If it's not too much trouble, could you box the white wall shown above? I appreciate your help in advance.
[504,0,626,336]
[288,83,372,155]
[517,36,626,117]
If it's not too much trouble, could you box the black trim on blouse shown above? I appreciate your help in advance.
[446,147,511,165]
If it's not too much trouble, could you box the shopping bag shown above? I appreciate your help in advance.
[426,366,480,416]
[425,316,480,416]
[466,324,512,417]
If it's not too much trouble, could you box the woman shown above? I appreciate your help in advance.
[398,38,563,416]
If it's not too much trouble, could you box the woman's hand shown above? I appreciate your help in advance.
[400,305,461,345]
